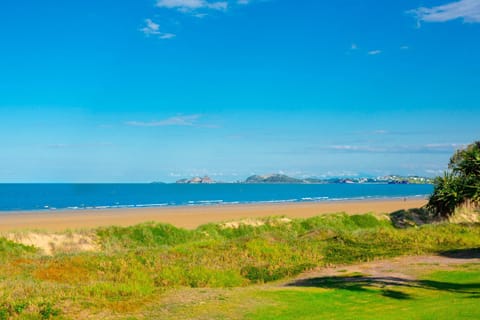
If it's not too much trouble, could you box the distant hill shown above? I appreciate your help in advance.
[245,174,305,184]
[243,174,433,184]
[173,174,433,184]
[176,176,215,184]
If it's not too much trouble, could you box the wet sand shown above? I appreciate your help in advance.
[0,198,427,232]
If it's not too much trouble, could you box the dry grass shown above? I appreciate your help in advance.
[5,231,98,256]
[449,203,480,224]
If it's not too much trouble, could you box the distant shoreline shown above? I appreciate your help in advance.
[0,198,428,232]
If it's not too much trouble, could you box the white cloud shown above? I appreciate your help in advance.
[140,19,161,35]
[46,143,114,149]
[156,0,228,12]
[140,19,176,39]
[193,13,209,18]
[126,114,201,127]
[368,50,382,55]
[317,171,360,178]
[146,0,258,39]
[409,0,480,24]
[328,143,467,154]
[424,143,468,150]
[208,1,228,10]
[400,45,409,50]
[159,33,177,39]
[330,145,383,152]
[425,169,445,175]
[351,43,358,50]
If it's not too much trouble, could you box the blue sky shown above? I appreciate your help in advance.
[0,0,479,182]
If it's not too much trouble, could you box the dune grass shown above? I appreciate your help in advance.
[1,212,480,319]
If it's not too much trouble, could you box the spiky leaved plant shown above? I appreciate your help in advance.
[427,141,480,218]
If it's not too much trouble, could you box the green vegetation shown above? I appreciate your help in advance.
[0,237,36,261]
[1,212,480,318]
[245,174,305,183]
[428,141,480,217]
[247,267,480,320]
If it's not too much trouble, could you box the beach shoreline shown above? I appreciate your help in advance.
[0,198,428,232]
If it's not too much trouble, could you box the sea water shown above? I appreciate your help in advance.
[0,183,433,212]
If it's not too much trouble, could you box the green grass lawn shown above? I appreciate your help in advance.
[246,268,480,320]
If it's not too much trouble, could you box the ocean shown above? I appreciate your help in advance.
[0,183,433,212]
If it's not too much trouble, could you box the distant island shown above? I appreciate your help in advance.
[244,174,432,184]
[175,176,216,184]
[174,174,433,184]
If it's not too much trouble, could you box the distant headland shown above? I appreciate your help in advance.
[172,174,433,185]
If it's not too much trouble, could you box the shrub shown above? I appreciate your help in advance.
[428,141,480,218]
[97,222,194,250]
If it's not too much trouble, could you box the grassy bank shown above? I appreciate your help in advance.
[1,212,480,319]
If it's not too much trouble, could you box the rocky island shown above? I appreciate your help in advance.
[176,176,215,184]
[245,174,320,184]
[173,174,433,184]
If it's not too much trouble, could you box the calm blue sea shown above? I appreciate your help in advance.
[0,183,433,212]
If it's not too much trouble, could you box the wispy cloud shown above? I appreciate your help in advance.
[355,129,432,137]
[425,169,446,175]
[139,19,176,39]
[193,13,209,18]
[368,50,382,55]
[327,143,468,154]
[141,0,260,39]
[156,0,228,12]
[409,0,480,24]
[126,114,202,127]
[329,145,383,153]
[46,142,114,149]
[371,129,388,135]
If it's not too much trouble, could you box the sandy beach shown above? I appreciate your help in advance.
[0,198,427,232]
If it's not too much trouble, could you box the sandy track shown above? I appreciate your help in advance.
[288,250,480,286]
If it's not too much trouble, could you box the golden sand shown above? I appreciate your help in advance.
[0,198,427,232]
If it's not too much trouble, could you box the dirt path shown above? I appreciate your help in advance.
[287,250,480,287]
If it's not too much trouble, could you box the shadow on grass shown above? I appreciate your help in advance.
[390,208,436,229]
[381,289,411,300]
[286,275,480,300]
[438,248,480,259]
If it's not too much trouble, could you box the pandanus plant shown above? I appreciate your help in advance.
[427,172,461,218]
[427,141,480,218]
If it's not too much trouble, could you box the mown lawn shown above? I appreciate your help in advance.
[247,268,480,320]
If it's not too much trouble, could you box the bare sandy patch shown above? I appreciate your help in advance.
[449,204,480,224]
[5,232,99,256]
[222,219,265,229]
[288,253,480,285]
[221,217,292,229]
